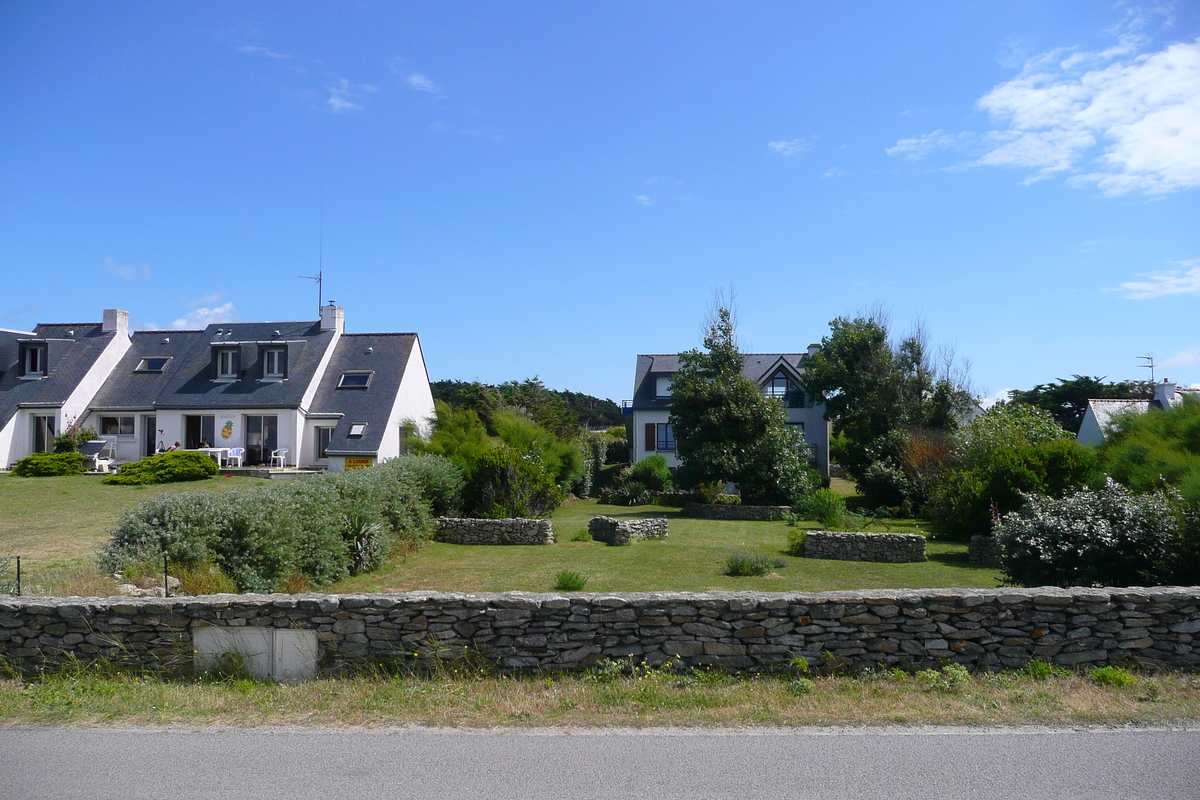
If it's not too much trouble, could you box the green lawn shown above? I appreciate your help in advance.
[0,473,265,564]
[329,499,1002,594]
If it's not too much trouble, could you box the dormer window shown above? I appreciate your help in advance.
[765,372,803,408]
[135,356,171,372]
[338,371,373,389]
[348,423,367,437]
[214,347,239,380]
[263,348,286,379]
[655,377,672,399]
[22,344,46,377]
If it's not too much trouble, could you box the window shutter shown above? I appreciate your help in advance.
[278,346,288,377]
[210,348,218,379]
[644,423,656,452]
[233,348,242,377]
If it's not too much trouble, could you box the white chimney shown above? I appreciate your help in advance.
[1154,378,1176,408]
[806,343,821,356]
[102,309,129,334]
[320,304,344,333]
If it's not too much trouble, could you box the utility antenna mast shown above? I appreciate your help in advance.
[1138,353,1155,384]
[299,191,324,315]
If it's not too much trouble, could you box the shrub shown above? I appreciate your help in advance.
[725,552,787,576]
[786,529,808,556]
[858,459,912,509]
[994,480,1180,588]
[787,678,816,695]
[103,451,218,485]
[553,570,588,591]
[377,454,464,517]
[916,663,971,692]
[463,445,562,519]
[52,419,99,453]
[795,488,848,528]
[11,452,86,477]
[1090,665,1136,687]
[625,455,673,492]
[1101,395,1200,499]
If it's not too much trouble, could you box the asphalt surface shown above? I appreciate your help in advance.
[3,726,1198,799]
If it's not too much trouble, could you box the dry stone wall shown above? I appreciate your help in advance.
[970,535,999,565]
[3,587,1199,675]
[682,503,792,521]
[588,515,668,546]
[434,518,554,545]
[804,531,927,563]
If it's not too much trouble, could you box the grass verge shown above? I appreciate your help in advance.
[2,662,1196,728]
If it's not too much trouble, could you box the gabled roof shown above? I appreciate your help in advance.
[87,329,207,410]
[630,352,810,410]
[308,333,419,455]
[151,320,337,409]
[0,322,116,428]
[1085,398,1152,433]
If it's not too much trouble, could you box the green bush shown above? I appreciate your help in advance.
[725,552,787,576]
[1101,395,1200,500]
[626,455,673,492]
[795,488,848,528]
[1090,665,1137,687]
[786,528,808,556]
[553,570,588,591]
[101,461,440,592]
[464,445,562,519]
[994,480,1180,588]
[102,451,218,485]
[52,419,99,453]
[11,452,86,477]
[376,454,464,517]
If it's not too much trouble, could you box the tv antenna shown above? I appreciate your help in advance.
[1138,353,1155,383]
[299,189,324,315]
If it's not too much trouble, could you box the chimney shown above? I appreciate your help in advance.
[320,303,344,333]
[1154,378,1176,409]
[806,343,821,356]
[102,309,129,334]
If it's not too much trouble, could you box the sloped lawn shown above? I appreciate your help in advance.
[329,499,1001,594]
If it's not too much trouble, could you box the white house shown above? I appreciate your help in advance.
[625,347,832,480]
[1077,379,1199,447]
[0,305,434,473]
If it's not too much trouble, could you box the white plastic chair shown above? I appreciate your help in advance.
[226,447,245,467]
[270,448,289,468]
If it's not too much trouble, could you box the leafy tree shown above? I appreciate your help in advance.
[429,378,624,435]
[1008,375,1152,433]
[802,313,973,483]
[1101,394,1200,501]
[669,306,818,505]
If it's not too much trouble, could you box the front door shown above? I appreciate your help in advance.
[245,415,278,465]
[144,416,158,457]
[33,415,55,453]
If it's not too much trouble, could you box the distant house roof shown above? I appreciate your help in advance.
[630,352,810,410]
[308,332,419,456]
[1077,384,1200,447]
[0,322,116,428]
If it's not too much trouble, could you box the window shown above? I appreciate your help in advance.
[348,423,367,437]
[100,416,135,436]
[23,344,46,377]
[185,415,215,449]
[316,427,334,459]
[656,423,676,452]
[263,348,285,379]
[338,371,373,389]
[135,357,171,372]
[215,348,238,379]
[654,377,672,399]
[765,372,804,408]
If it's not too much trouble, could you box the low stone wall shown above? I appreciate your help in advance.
[434,518,554,545]
[3,587,1197,675]
[588,515,669,546]
[682,503,792,521]
[804,531,927,563]
[970,535,999,565]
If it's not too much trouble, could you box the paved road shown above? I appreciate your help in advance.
[3,726,1198,799]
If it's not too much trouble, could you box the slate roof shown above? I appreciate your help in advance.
[1086,399,1152,433]
[630,352,810,410]
[0,322,116,428]
[149,320,336,409]
[308,333,419,456]
[87,329,207,410]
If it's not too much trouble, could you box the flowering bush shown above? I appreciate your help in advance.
[994,479,1180,588]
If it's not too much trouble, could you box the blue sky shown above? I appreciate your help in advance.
[2,1,1198,404]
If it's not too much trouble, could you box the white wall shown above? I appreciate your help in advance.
[380,336,435,460]
[630,409,680,468]
[61,332,131,427]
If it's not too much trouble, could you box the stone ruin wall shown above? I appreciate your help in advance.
[588,515,669,546]
[434,518,554,545]
[804,531,927,563]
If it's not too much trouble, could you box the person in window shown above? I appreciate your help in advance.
[198,439,211,448]
[165,441,181,452]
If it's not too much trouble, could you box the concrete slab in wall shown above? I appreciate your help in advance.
[193,626,317,682]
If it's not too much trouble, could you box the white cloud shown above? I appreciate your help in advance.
[405,73,442,94]
[169,303,238,330]
[103,258,149,281]
[237,45,291,60]
[767,139,809,158]
[885,130,967,160]
[1163,345,1200,369]
[634,195,653,206]
[822,167,846,179]
[326,79,377,113]
[980,388,1014,410]
[1107,258,1200,299]
[975,36,1200,194]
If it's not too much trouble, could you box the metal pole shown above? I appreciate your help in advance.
[163,552,169,598]
[15,556,20,597]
